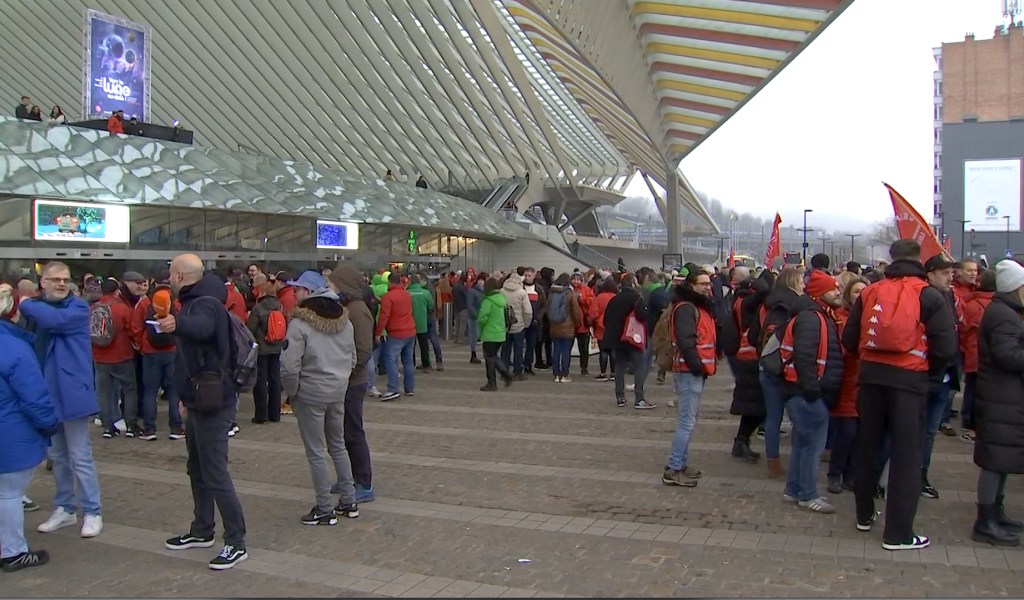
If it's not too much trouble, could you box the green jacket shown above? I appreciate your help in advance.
[477,291,507,343]
[407,282,433,334]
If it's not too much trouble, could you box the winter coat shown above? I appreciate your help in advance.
[172,272,237,410]
[779,297,844,407]
[547,286,583,339]
[132,291,179,354]
[962,291,993,374]
[281,289,354,404]
[18,294,100,422]
[842,259,958,394]
[572,283,594,334]
[246,295,285,355]
[602,287,647,351]
[670,286,717,376]
[407,282,433,334]
[375,285,416,338]
[330,264,375,387]
[224,283,248,322]
[729,283,766,418]
[0,320,58,474]
[502,277,533,335]
[476,290,508,343]
[276,284,297,315]
[467,283,484,320]
[642,282,671,336]
[589,291,615,342]
[975,292,1024,474]
[90,292,136,363]
[831,307,859,418]
[453,281,468,313]
[523,281,547,325]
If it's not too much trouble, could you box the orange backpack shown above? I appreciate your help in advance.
[265,309,287,343]
[858,277,929,370]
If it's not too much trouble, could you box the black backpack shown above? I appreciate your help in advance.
[145,302,177,349]
[504,303,517,331]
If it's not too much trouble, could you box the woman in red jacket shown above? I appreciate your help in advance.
[960,268,996,442]
[827,275,869,494]
[571,272,596,376]
[588,278,618,381]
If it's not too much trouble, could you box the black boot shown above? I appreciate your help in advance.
[731,438,760,463]
[470,352,481,364]
[996,495,1024,533]
[480,356,498,391]
[972,503,1021,547]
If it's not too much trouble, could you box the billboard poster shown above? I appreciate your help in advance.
[33,199,131,243]
[964,159,1022,232]
[82,9,152,121]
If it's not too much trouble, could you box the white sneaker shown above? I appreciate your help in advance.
[81,514,103,538]
[555,376,563,383]
[367,386,383,398]
[93,417,103,427]
[562,376,573,383]
[37,507,77,533]
[667,399,676,408]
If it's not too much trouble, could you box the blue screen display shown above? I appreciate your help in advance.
[317,221,348,248]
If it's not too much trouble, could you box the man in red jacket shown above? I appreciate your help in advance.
[132,279,183,440]
[93,278,139,438]
[375,273,416,402]
[271,271,297,315]
[222,272,248,322]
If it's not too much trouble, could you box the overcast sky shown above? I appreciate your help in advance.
[625,0,1005,233]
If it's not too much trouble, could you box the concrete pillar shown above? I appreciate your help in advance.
[666,165,682,255]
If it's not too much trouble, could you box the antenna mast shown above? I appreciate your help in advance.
[1005,0,1022,27]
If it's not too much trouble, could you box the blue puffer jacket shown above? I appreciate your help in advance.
[18,295,100,422]
[0,320,58,474]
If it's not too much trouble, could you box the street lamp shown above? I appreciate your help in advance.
[802,209,813,263]
[956,219,970,258]
[847,234,861,264]
[821,236,832,254]
[1005,215,1012,252]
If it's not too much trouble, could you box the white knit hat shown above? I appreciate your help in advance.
[995,259,1024,293]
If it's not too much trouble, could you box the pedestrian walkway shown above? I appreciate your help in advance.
[15,343,1024,598]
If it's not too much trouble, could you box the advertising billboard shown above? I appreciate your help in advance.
[964,159,1022,231]
[33,199,131,243]
[82,9,152,121]
[316,221,360,250]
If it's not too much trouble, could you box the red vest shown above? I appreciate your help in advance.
[671,302,718,376]
[858,277,929,372]
[780,312,828,383]
[734,297,766,361]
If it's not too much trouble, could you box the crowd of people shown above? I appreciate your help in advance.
[2,239,1023,575]
[13,95,67,125]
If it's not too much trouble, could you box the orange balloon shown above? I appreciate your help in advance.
[152,288,172,318]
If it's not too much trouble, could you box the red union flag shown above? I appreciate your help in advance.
[765,213,782,267]
[884,183,950,261]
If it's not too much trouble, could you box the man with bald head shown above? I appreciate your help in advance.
[16,278,37,298]
[156,254,248,570]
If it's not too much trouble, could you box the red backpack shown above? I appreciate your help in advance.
[858,277,929,370]
[264,309,287,343]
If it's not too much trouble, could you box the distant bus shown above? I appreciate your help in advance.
[732,254,758,269]
[782,251,803,267]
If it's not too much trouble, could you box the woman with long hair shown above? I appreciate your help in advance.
[826,276,869,494]
[47,106,67,125]
[589,277,618,381]
[28,106,42,121]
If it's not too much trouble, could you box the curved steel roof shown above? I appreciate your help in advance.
[0,0,850,233]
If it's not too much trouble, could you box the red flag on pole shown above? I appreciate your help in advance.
[728,246,735,269]
[943,236,951,253]
[765,212,782,267]
[884,183,951,261]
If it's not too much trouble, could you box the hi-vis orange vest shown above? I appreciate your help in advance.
[671,301,717,376]
[734,296,767,361]
[779,312,828,383]
[858,277,929,372]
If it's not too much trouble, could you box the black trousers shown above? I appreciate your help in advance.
[483,341,508,384]
[343,382,372,488]
[253,353,282,422]
[736,415,760,443]
[186,403,246,547]
[853,383,925,543]
[598,345,616,375]
[574,332,591,372]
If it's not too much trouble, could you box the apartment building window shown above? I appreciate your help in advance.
[934,129,942,143]
[935,178,943,193]
[935,81,943,96]
[934,105,943,120]
[935,153,942,169]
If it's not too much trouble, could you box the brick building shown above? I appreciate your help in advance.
[936,23,1024,258]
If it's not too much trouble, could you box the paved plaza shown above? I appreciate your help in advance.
[5,343,1024,598]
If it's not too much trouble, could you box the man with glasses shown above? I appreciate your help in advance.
[19,262,104,539]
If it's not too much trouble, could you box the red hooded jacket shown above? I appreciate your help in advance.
[830,306,859,418]
[225,282,248,321]
[92,293,136,363]
[962,291,993,373]
[277,284,296,315]
[132,293,181,354]
[572,283,594,333]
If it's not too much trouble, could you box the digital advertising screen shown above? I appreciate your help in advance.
[33,199,131,243]
[83,9,152,121]
[964,159,1023,231]
[316,220,360,250]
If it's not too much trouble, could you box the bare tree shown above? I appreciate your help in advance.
[868,217,899,246]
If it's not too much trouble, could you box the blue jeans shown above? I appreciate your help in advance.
[759,370,785,458]
[923,383,949,477]
[551,337,573,376]
[523,322,538,369]
[367,338,382,390]
[383,335,415,394]
[0,467,35,559]
[667,372,704,471]
[468,317,479,354]
[784,396,830,501]
[142,351,180,431]
[426,318,443,363]
[501,330,526,374]
[49,417,102,516]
